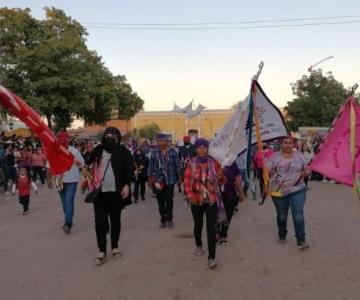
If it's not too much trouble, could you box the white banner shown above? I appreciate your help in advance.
[209,81,288,166]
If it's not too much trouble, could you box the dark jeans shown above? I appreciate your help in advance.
[156,184,174,224]
[219,198,237,238]
[19,195,30,212]
[256,168,264,195]
[58,182,78,227]
[191,203,217,260]
[272,189,307,242]
[32,166,45,184]
[240,169,250,195]
[93,192,122,253]
[134,178,146,199]
[4,166,16,192]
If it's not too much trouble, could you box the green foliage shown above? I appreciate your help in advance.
[135,122,160,140]
[285,70,348,131]
[113,75,144,120]
[0,7,143,130]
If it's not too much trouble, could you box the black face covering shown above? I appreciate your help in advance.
[184,142,190,146]
[103,137,116,153]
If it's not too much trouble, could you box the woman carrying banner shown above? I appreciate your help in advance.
[184,138,223,269]
[266,136,310,250]
[56,132,85,234]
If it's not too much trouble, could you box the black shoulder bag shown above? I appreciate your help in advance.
[84,157,112,203]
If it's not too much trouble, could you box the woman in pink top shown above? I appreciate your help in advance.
[31,148,46,184]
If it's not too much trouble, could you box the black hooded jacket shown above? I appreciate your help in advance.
[88,144,133,208]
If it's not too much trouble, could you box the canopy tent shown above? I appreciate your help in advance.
[4,127,32,138]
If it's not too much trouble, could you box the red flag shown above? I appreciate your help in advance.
[0,85,74,175]
[310,96,360,186]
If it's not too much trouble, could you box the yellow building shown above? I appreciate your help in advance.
[131,109,235,140]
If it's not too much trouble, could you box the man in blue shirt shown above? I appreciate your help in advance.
[148,133,180,228]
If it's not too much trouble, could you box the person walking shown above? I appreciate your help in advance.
[133,148,148,202]
[266,136,310,250]
[31,147,46,184]
[56,132,85,234]
[218,162,244,244]
[3,145,16,196]
[84,127,133,266]
[178,135,196,193]
[148,133,180,228]
[184,138,223,269]
[12,167,38,214]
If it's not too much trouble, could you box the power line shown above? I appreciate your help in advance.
[82,14,360,26]
[85,19,360,30]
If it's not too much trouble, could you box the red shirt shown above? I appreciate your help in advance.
[17,176,31,197]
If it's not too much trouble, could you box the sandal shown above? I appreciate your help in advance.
[95,252,106,266]
[112,248,122,259]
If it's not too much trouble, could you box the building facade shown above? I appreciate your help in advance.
[131,109,235,140]
[81,109,235,141]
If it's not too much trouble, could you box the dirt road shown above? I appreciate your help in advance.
[0,181,360,300]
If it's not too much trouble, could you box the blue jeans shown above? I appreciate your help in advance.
[272,189,307,242]
[58,182,78,227]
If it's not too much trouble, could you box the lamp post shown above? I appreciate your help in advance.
[308,56,334,72]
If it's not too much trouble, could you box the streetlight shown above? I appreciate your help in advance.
[308,56,334,72]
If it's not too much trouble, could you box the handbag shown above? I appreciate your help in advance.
[84,157,112,203]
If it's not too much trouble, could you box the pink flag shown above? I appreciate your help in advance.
[0,85,74,175]
[310,97,360,186]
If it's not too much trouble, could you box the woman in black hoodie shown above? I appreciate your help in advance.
[86,127,133,265]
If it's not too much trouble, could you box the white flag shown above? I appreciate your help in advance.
[209,81,287,166]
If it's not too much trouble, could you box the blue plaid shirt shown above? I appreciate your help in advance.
[148,147,180,185]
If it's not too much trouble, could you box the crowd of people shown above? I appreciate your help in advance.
[0,129,329,269]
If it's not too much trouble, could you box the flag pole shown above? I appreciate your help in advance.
[222,62,264,167]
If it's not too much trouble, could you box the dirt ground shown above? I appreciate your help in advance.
[0,181,360,300]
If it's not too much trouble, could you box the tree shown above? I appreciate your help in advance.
[0,7,122,130]
[113,75,144,120]
[136,122,160,140]
[285,70,348,131]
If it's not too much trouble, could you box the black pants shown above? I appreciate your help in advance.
[134,178,146,199]
[32,166,45,184]
[156,184,174,224]
[19,195,30,212]
[191,203,217,260]
[256,168,264,195]
[93,192,122,253]
[219,198,237,238]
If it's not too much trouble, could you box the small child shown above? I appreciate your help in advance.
[12,168,38,215]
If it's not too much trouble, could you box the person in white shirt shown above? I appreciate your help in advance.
[56,132,84,233]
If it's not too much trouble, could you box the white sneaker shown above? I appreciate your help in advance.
[5,191,11,196]
[208,259,217,269]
